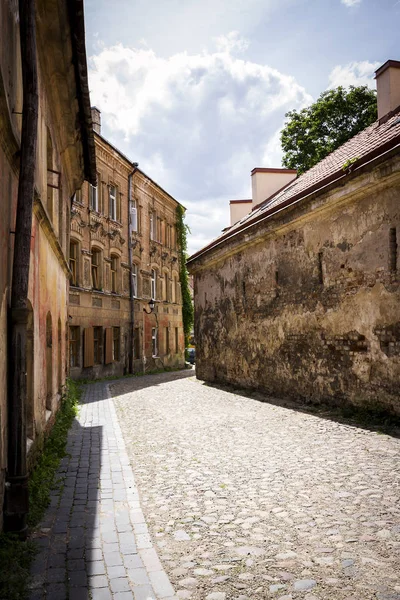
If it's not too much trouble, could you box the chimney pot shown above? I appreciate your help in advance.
[375,60,400,120]
[91,106,101,135]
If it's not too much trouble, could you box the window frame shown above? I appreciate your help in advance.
[91,248,101,290]
[132,263,138,297]
[151,269,157,300]
[90,182,99,212]
[111,254,118,293]
[109,184,117,221]
[93,326,103,364]
[69,240,79,286]
[131,199,138,232]
[69,326,80,367]
[152,327,158,357]
[113,327,120,361]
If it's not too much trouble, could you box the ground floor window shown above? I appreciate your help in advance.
[165,327,169,354]
[175,327,179,353]
[134,328,141,359]
[113,327,120,361]
[152,327,158,357]
[94,326,103,364]
[69,326,80,367]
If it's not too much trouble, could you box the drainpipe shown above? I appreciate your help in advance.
[5,0,38,537]
[127,163,139,374]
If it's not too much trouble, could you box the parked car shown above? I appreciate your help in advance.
[186,348,196,364]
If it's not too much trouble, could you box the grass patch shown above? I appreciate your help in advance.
[0,378,81,600]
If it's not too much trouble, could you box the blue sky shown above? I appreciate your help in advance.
[84,0,399,254]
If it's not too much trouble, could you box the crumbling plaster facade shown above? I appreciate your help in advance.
[190,154,400,414]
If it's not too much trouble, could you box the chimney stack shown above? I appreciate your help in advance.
[375,60,400,120]
[251,168,297,209]
[91,106,101,134]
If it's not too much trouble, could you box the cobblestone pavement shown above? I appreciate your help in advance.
[29,381,177,600]
[111,371,400,600]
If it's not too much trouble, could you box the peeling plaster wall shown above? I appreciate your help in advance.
[192,158,400,414]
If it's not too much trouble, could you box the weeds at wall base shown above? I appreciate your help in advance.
[0,379,81,600]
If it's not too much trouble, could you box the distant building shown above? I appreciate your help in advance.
[0,0,96,531]
[188,59,400,415]
[68,110,185,379]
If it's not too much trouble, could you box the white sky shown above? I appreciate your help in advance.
[84,0,399,255]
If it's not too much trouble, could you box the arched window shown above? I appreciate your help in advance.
[69,240,79,286]
[111,254,118,293]
[91,248,102,290]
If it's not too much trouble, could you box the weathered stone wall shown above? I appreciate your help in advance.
[192,156,400,414]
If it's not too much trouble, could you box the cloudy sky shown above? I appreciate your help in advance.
[84,0,399,256]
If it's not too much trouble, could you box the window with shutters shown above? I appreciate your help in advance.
[70,240,79,286]
[109,184,118,220]
[131,199,138,231]
[91,248,101,290]
[152,327,158,357]
[105,328,113,364]
[151,269,157,300]
[132,263,138,297]
[69,326,80,367]
[83,327,94,368]
[111,254,118,293]
[93,327,103,364]
[175,327,179,353]
[113,327,120,361]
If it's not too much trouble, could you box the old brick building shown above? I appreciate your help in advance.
[188,60,400,415]
[0,0,95,531]
[68,110,185,379]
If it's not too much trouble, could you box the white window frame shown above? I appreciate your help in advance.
[90,184,98,212]
[132,263,138,297]
[109,184,117,220]
[152,327,158,357]
[131,199,138,232]
[151,269,156,300]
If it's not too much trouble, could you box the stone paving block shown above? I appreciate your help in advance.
[132,584,157,600]
[89,575,109,589]
[127,567,150,586]
[110,577,131,593]
[91,589,113,600]
[149,570,175,598]
[124,554,144,570]
[68,569,87,587]
[139,548,163,573]
[104,551,124,567]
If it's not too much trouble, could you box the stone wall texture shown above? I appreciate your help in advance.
[192,154,400,414]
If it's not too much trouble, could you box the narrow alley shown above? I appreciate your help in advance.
[30,372,400,600]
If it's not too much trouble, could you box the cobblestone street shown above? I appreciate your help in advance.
[112,371,400,600]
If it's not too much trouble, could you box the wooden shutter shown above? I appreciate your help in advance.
[84,327,94,367]
[105,328,113,364]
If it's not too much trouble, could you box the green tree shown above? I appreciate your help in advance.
[280,86,377,175]
[176,205,194,347]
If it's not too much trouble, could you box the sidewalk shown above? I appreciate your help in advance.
[29,381,177,600]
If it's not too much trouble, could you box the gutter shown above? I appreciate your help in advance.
[128,164,139,374]
[67,0,96,185]
[5,0,38,537]
[187,136,400,267]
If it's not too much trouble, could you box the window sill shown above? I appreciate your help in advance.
[108,218,122,227]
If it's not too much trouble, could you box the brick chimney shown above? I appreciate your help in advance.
[91,106,101,134]
[251,168,297,209]
[375,60,400,120]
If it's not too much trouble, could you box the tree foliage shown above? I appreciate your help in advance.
[280,86,377,175]
[176,205,194,347]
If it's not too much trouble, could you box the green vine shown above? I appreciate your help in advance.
[176,205,194,347]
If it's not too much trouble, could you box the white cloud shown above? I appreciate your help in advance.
[341,0,362,7]
[328,60,380,89]
[88,36,311,255]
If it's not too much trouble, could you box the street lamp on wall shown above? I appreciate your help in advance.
[143,299,155,314]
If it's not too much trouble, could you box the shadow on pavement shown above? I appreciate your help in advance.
[200,379,400,439]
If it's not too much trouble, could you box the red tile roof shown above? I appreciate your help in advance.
[188,108,400,264]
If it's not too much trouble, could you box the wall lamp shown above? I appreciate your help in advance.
[143,299,155,314]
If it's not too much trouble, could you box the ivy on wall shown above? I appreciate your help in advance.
[176,205,194,346]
